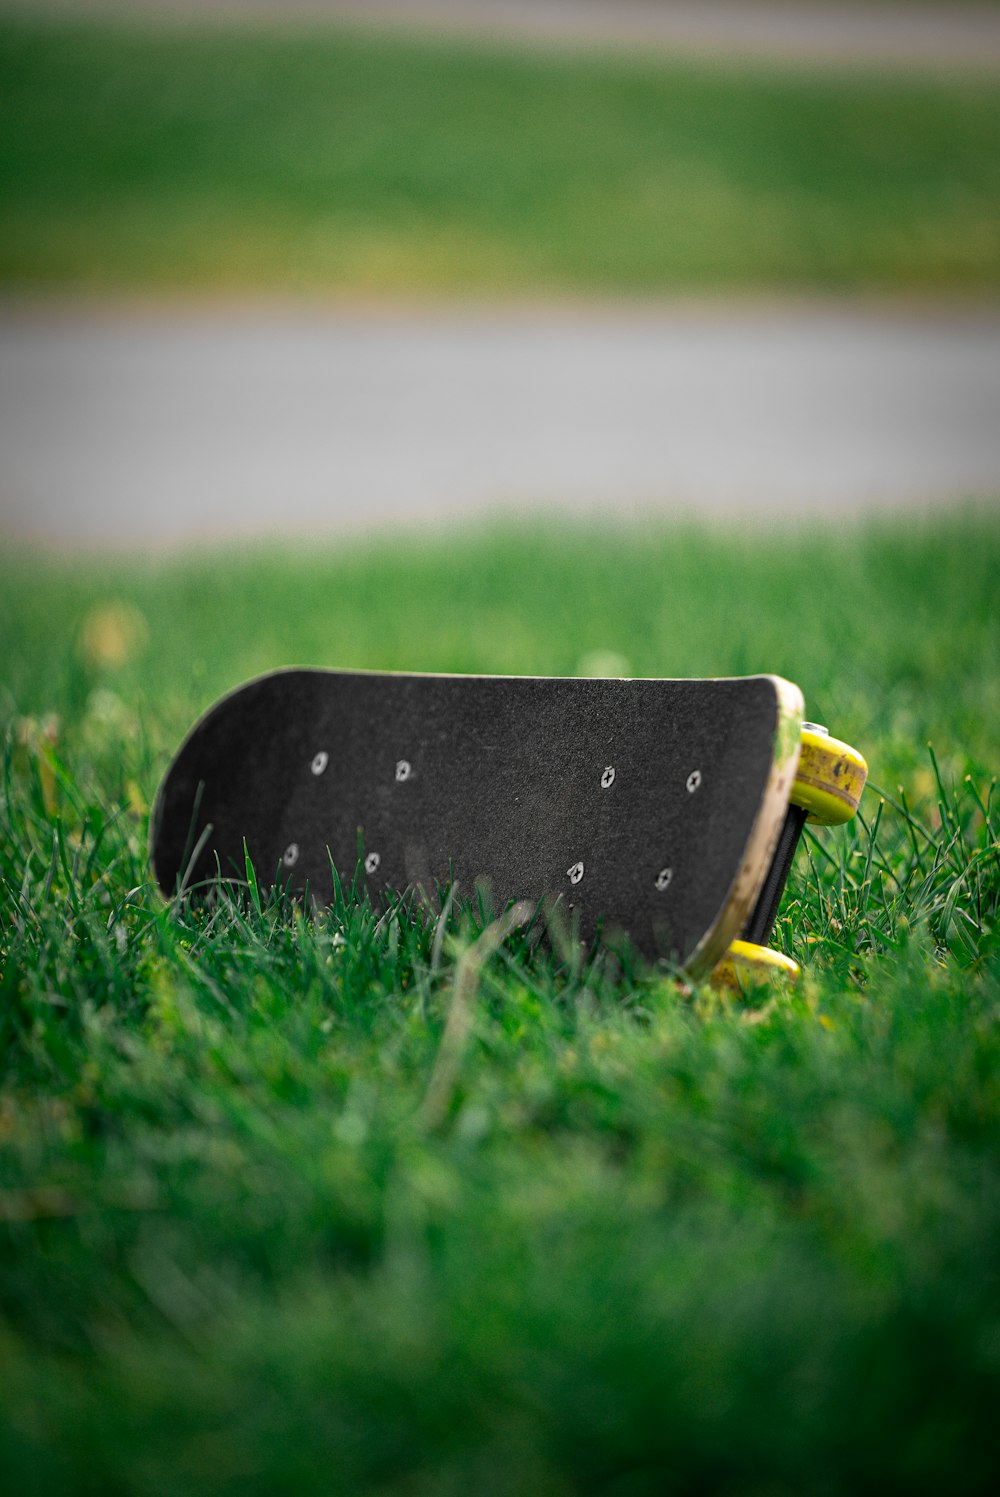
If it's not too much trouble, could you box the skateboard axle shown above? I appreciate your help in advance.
[716,721,868,990]
[742,802,809,947]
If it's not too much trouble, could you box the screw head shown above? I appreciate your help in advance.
[364,851,381,875]
[600,766,616,789]
[567,861,584,886]
[655,867,672,892]
[283,842,300,868]
[311,751,329,776]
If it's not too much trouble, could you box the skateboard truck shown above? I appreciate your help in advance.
[712,723,868,988]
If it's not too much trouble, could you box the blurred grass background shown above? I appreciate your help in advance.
[1,13,999,294]
[2,515,999,1494]
[3,515,998,787]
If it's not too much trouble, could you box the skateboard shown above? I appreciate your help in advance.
[149,669,867,983]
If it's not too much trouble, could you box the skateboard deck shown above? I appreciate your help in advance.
[150,669,804,977]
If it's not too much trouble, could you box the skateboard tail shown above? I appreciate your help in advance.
[683,675,804,982]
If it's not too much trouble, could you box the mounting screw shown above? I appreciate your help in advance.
[395,760,412,782]
[311,751,329,776]
[283,843,299,868]
[601,766,616,789]
[364,851,381,875]
[686,770,702,794]
[567,861,584,886]
[655,867,673,892]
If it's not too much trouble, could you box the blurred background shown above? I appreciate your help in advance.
[1,0,999,551]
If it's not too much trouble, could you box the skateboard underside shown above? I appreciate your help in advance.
[150,670,803,973]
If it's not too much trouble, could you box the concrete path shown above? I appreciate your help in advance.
[2,301,998,550]
[11,1,1000,71]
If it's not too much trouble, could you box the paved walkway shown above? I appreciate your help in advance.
[11,1,1000,70]
[2,301,998,550]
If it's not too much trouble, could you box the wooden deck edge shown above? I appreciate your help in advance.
[684,675,804,982]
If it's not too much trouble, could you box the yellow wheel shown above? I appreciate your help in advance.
[713,939,800,990]
[792,724,868,827]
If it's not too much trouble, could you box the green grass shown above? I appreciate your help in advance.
[2,14,1000,294]
[1,513,999,1492]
